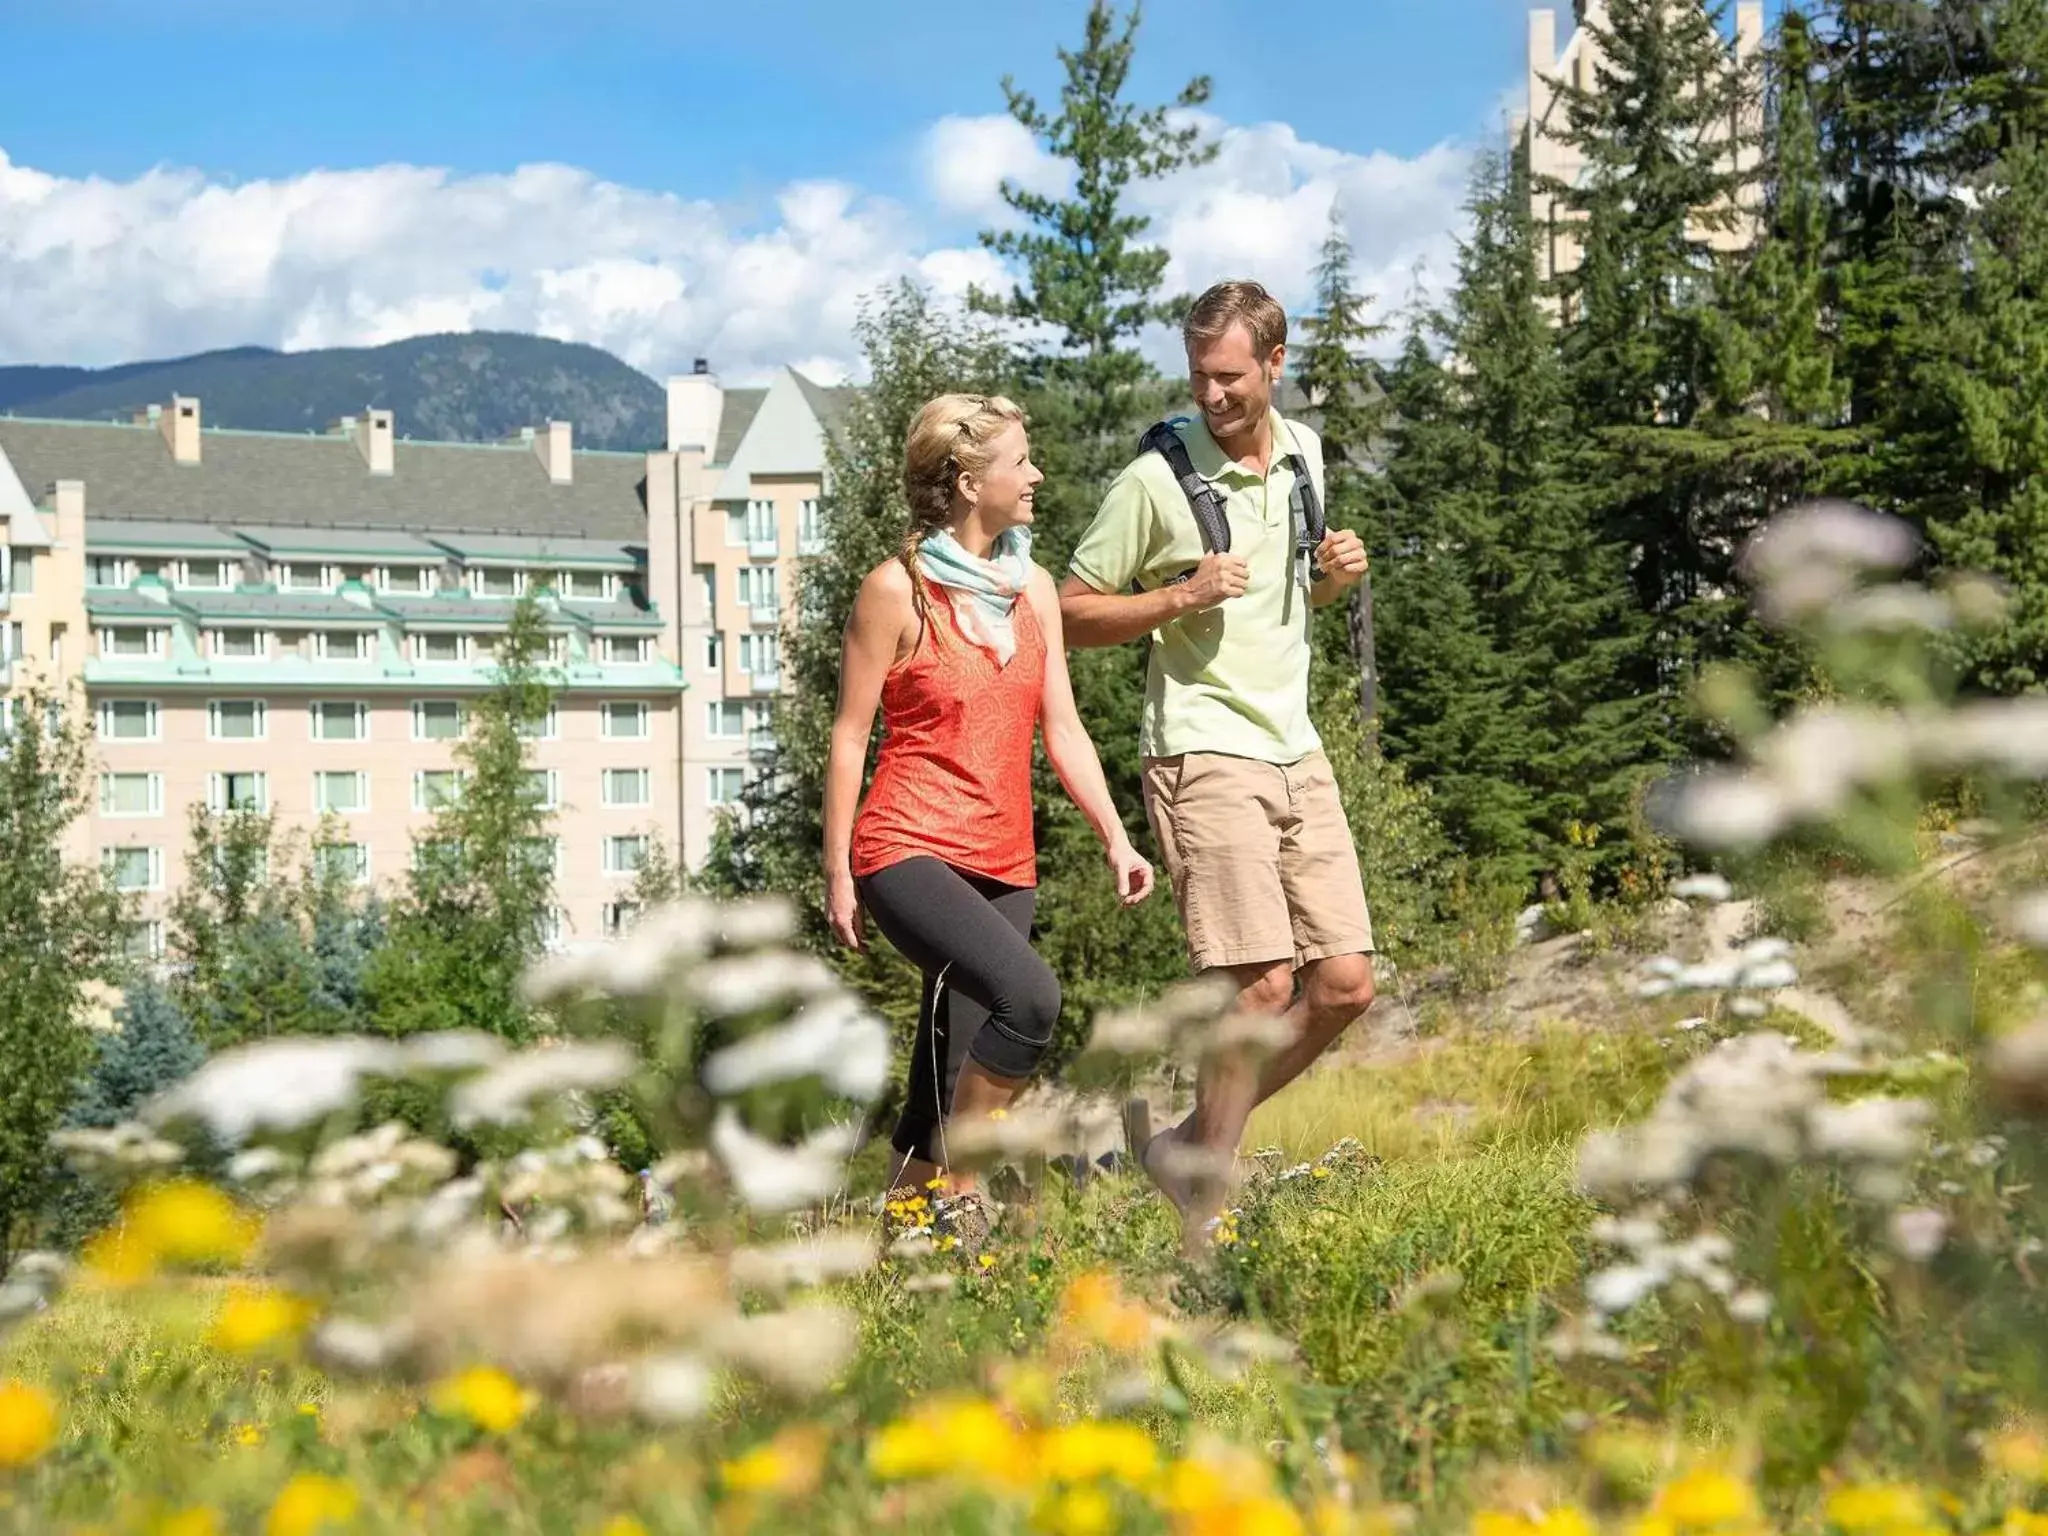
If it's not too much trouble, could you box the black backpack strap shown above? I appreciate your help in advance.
[1283,450,1328,585]
[1140,420,1230,588]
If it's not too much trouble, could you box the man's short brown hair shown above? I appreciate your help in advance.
[1183,280,1288,357]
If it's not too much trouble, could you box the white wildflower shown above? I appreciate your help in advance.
[701,995,892,1103]
[2006,891,2048,949]
[709,1109,856,1213]
[398,1032,508,1074]
[1671,873,1734,904]
[227,1147,293,1185]
[1742,501,1918,585]
[1967,1137,2005,1169]
[687,951,837,1018]
[1675,1017,1706,1033]
[1586,1263,1668,1315]
[1670,772,1787,848]
[713,896,799,951]
[311,1317,410,1374]
[1728,1289,1773,1323]
[1888,1207,1949,1262]
[905,1273,955,1294]
[1738,958,1800,992]
[1826,586,1954,635]
[729,1232,880,1293]
[1729,996,1769,1019]
[144,1037,404,1143]
[630,1352,714,1421]
[710,1304,857,1394]
[1740,937,1794,967]
[450,1041,635,1127]
[1676,960,1741,992]
[1806,1096,1930,1164]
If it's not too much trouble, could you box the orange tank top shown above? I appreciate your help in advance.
[850,589,1046,887]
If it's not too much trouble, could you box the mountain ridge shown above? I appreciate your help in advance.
[0,333,668,452]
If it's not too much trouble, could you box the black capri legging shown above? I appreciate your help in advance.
[857,856,1062,1167]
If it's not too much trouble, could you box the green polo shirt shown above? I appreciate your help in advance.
[1069,411,1325,765]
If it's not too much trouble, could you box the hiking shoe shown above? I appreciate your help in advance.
[934,1189,997,1256]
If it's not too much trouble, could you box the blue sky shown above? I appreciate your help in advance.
[0,0,1777,378]
[1,0,1534,199]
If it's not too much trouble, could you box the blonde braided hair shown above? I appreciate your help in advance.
[899,393,1026,639]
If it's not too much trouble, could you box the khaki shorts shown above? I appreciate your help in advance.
[1142,750,1375,973]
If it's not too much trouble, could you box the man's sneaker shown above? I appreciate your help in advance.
[934,1189,997,1256]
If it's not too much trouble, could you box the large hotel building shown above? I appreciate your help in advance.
[0,364,849,956]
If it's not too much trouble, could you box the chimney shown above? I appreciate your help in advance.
[354,408,394,477]
[533,420,574,485]
[666,364,723,454]
[50,480,85,554]
[159,395,201,465]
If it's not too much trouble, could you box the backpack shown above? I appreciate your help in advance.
[1139,417,1329,591]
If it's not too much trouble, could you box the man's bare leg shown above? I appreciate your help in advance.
[1137,953,1376,1252]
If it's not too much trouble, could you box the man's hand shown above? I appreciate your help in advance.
[1181,551,1251,611]
[1314,529,1369,591]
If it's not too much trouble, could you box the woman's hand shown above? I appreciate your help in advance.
[1107,837,1155,908]
[826,866,865,950]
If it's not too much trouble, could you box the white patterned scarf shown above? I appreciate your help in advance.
[916,526,1033,665]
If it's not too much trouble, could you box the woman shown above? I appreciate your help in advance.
[822,393,1153,1239]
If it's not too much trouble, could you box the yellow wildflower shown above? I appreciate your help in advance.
[264,1472,359,1536]
[1312,1166,1332,1180]
[209,1287,313,1356]
[1536,1509,1596,1536]
[1826,1484,1933,1532]
[869,1396,1030,1488]
[233,1422,265,1448]
[1654,1470,1757,1528]
[719,1425,827,1499]
[1037,1420,1160,1486]
[1058,1272,1155,1353]
[158,1509,223,1536]
[1987,1428,2048,1481]
[432,1365,530,1434]
[1035,1484,1118,1535]
[85,1180,259,1284]
[1631,1518,1679,1536]
[1473,1514,1539,1536]
[595,1518,650,1536]
[978,1252,997,1270]
[2005,1514,2048,1536]
[0,1379,59,1468]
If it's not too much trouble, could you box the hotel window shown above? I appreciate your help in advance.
[603,701,649,739]
[707,767,746,806]
[515,704,559,741]
[312,771,369,814]
[522,769,560,810]
[97,700,160,741]
[798,498,824,552]
[211,630,267,660]
[744,499,777,548]
[316,631,371,662]
[311,701,368,741]
[539,907,566,946]
[518,837,559,877]
[704,633,723,670]
[706,701,744,738]
[86,556,130,587]
[279,564,331,592]
[335,564,375,588]
[603,902,640,938]
[180,560,228,589]
[103,846,162,893]
[415,632,467,663]
[414,769,464,811]
[208,771,269,813]
[99,628,163,660]
[122,920,165,961]
[604,834,649,876]
[739,633,779,675]
[313,842,370,884]
[386,566,435,595]
[99,773,163,817]
[207,700,266,741]
[8,552,32,595]
[736,565,779,609]
[602,768,650,807]
[473,567,523,598]
[412,701,465,741]
[602,635,650,665]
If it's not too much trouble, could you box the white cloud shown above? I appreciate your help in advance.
[921,114,1069,220]
[0,109,1474,385]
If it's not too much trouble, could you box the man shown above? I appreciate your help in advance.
[1059,279,1376,1250]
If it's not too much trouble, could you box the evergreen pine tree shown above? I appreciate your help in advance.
[0,686,124,1257]
[66,978,204,1130]
[366,594,559,1039]
[1915,0,2048,690]
[1295,207,1393,733]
